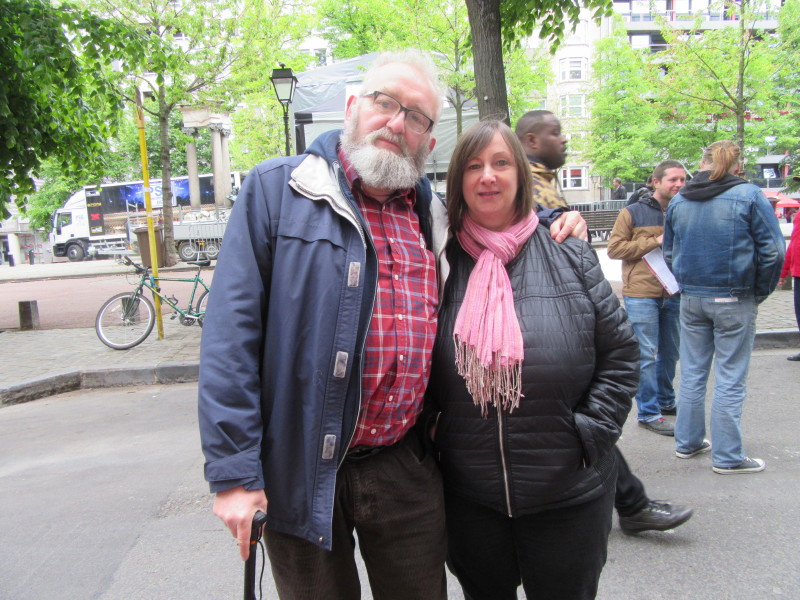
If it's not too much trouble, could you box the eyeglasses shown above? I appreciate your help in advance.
[362,91,434,135]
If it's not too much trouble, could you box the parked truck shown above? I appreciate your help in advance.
[50,174,238,261]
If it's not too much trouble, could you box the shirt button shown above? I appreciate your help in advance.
[399,354,404,361]
[389,238,395,244]
[398,314,404,321]
[394,274,399,280]
[370,428,377,435]
[389,395,394,402]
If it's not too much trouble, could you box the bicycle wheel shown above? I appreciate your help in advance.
[195,289,210,327]
[96,292,156,350]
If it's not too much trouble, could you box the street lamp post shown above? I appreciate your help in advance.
[590,173,600,205]
[270,64,298,157]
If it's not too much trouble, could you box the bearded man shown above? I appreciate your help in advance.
[198,50,584,599]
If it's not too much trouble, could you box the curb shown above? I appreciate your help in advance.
[752,329,800,350]
[0,362,199,407]
[1,328,798,407]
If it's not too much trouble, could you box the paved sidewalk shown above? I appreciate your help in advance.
[1,251,798,405]
[0,320,201,405]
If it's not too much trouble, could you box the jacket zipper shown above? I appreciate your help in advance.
[497,407,513,516]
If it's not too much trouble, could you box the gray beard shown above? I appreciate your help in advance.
[341,126,430,191]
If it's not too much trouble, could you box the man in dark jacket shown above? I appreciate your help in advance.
[613,177,627,200]
[516,113,693,534]
[198,51,588,599]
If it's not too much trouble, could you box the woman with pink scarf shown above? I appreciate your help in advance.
[427,120,639,600]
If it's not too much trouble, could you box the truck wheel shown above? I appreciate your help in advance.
[178,241,198,262]
[203,241,220,260]
[66,244,85,262]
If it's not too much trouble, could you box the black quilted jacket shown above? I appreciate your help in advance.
[428,226,638,517]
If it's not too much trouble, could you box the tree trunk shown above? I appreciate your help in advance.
[464,0,509,124]
[736,14,747,157]
[158,84,179,266]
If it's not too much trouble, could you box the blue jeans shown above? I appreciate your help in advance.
[624,296,681,422]
[675,294,757,468]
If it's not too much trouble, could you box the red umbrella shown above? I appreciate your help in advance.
[776,198,800,208]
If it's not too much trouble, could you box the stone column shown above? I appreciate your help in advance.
[209,124,225,208]
[220,127,233,207]
[7,232,22,267]
[182,127,201,210]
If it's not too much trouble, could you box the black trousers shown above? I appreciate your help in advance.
[445,482,615,600]
[613,446,649,517]
[264,433,447,600]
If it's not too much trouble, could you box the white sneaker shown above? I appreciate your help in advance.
[712,457,765,474]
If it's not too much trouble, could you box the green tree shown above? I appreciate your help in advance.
[466,0,614,122]
[225,0,318,168]
[648,0,782,159]
[316,0,547,134]
[774,0,800,189]
[24,159,86,232]
[93,0,243,265]
[316,0,416,58]
[583,18,663,183]
[0,0,143,218]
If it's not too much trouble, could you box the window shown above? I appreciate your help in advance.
[559,95,586,118]
[56,213,72,229]
[559,58,586,82]
[561,167,587,189]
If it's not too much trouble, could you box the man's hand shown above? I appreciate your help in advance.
[213,486,268,560]
[550,211,588,243]
[656,234,664,245]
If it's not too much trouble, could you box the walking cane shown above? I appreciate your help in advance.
[244,511,268,600]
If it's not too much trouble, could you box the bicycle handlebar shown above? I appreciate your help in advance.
[122,255,148,274]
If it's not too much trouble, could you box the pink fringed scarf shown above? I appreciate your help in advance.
[454,210,538,415]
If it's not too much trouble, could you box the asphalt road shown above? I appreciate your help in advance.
[1,353,798,600]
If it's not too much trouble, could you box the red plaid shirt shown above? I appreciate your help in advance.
[338,148,438,448]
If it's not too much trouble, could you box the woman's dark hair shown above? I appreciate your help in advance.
[446,120,534,232]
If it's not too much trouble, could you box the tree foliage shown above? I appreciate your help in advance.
[465,0,614,121]
[0,0,144,218]
[500,0,613,50]
[583,20,662,183]
[226,0,319,168]
[92,0,244,265]
[647,0,783,159]
[774,0,800,190]
[587,1,796,180]
[316,0,547,132]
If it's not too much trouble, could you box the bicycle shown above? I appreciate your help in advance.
[95,255,211,350]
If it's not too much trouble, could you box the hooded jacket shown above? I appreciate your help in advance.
[607,191,671,298]
[663,171,785,301]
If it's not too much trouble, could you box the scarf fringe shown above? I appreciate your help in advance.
[454,336,523,417]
